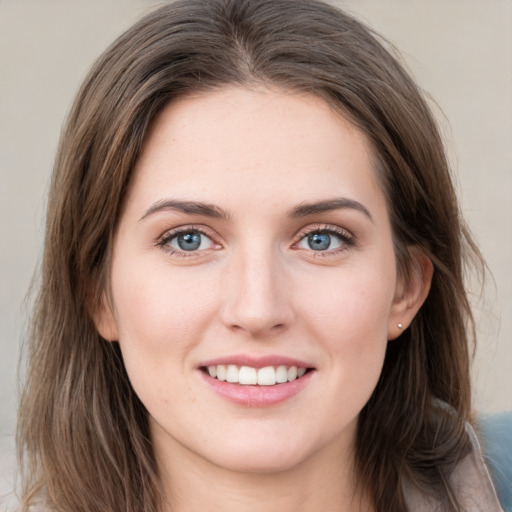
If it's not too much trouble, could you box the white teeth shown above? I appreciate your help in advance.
[206,364,308,385]
[239,366,257,385]
[275,365,288,383]
[257,366,276,386]
[216,364,226,381]
[287,366,297,381]
[226,365,239,383]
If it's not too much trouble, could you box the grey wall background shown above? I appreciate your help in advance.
[1,0,511,505]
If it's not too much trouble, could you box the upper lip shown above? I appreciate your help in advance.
[198,354,313,369]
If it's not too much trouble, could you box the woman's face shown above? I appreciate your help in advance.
[97,86,425,475]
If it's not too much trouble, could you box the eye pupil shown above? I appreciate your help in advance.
[177,232,202,251]
[308,232,331,251]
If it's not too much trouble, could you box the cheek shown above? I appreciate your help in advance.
[108,260,221,414]
[293,256,395,392]
[297,266,395,340]
[286,268,393,435]
[110,259,220,362]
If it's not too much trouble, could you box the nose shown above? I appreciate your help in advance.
[220,243,294,338]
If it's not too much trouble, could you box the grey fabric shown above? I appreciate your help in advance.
[404,423,504,511]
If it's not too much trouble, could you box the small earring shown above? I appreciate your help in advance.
[397,323,403,329]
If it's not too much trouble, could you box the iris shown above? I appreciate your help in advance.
[177,232,202,251]
[308,232,331,251]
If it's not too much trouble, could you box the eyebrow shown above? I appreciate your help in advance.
[140,196,372,222]
[287,198,373,222]
[139,199,230,221]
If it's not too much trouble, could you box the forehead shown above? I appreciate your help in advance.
[127,86,386,219]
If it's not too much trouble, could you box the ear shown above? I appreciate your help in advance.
[91,293,119,342]
[388,246,433,340]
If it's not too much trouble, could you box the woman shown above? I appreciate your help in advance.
[17,0,503,510]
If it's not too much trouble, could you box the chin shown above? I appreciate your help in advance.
[195,427,337,475]
[206,446,311,475]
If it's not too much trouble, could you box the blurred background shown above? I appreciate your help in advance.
[1,0,511,506]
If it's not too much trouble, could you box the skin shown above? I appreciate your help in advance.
[95,86,432,512]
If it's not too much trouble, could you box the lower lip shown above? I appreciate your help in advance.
[200,370,314,407]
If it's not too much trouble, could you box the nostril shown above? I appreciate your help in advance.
[228,321,288,337]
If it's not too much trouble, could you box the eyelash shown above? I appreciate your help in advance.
[156,225,219,258]
[156,224,355,258]
[292,224,355,257]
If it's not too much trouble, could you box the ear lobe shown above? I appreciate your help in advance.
[92,293,119,342]
[388,246,433,340]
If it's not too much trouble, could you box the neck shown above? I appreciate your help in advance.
[154,425,373,512]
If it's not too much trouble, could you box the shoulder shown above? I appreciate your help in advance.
[448,422,505,511]
[404,422,505,511]
[478,412,512,512]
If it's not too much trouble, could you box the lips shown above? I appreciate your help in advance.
[204,364,307,385]
[198,355,315,406]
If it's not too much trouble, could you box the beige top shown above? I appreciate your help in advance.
[404,424,504,511]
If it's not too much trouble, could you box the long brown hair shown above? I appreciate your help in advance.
[17,1,482,510]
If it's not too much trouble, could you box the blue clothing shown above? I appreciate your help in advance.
[478,412,512,512]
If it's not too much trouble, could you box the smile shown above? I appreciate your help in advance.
[204,364,308,386]
[199,355,315,406]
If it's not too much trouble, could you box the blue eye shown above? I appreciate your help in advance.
[176,232,202,251]
[296,229,349,252]
[307,232,331,251]
[165,230,215,252]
